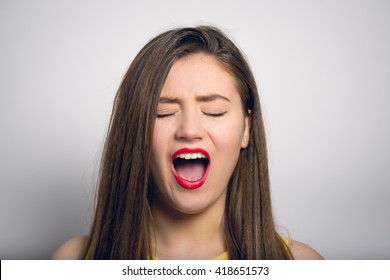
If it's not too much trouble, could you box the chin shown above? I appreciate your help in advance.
[153,177,227,217]
[168,197,212,215]
[169,189,226,216]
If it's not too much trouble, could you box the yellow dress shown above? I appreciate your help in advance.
[213,251,229,260]
[212,236,291,260]
[153,236,291,260]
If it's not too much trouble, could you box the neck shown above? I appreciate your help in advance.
[150,195,226,259]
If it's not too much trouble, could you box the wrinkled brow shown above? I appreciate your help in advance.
[158,97,180,104]
[158,94,231,104]
[196,94,231,103]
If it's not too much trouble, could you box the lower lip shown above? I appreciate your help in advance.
[171,149,210,190]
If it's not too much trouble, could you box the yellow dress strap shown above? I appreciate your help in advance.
[213,251,229,260]
[281,235,292,247]
[213,236,291,260]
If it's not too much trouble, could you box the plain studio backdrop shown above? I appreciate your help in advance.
[1,0,389,260]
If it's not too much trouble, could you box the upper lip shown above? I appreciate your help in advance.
[172,148,210,161]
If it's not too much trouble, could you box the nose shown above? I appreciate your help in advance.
[175,111,205,141]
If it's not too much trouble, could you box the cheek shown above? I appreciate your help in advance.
[210,119,245,149]
[150,124,167,180]
[209,119,245,175]
[151,122,170,155]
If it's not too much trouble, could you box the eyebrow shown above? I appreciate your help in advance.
[158,93,231,104]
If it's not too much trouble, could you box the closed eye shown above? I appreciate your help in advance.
[203,111,227,117]
[157,112,176,118]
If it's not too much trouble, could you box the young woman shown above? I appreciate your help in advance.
[52,26,323,260]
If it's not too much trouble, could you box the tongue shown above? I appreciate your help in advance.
[175,160,206,181]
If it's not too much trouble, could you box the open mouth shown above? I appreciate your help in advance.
[171,148,210,189]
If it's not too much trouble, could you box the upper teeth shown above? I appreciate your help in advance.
[176,153,207,160]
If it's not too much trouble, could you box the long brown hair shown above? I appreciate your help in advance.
[82,26,292,259]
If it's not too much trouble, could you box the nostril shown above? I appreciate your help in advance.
[175,115,205,140]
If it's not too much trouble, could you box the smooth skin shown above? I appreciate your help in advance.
[51,54,323,260]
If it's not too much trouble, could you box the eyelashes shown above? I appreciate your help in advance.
[156,112,176,119]
[156,111,227,119]
[203,111,227,117]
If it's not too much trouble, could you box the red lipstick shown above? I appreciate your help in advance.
[171,148,210,189]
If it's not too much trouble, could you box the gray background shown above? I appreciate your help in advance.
[1,0,389,259]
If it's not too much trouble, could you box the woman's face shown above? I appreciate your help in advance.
[150,53,250,215]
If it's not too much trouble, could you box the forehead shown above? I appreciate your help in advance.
[161,53,240,100]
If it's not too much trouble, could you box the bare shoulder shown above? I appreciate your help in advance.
[289,240,324,260]
[50,235,88,260]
